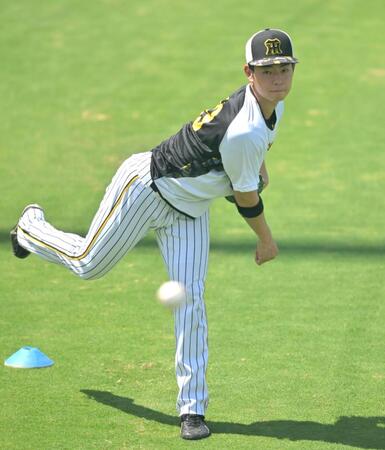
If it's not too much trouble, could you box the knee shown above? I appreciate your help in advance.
[76,271,95,280]
[70,264,102,281]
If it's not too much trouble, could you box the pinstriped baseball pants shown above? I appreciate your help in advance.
[17,151,209,416]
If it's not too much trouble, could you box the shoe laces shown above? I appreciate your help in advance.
[181,414,205,425]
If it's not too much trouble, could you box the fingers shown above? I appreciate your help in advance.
[255,253,273,265]
[255,242,279,266]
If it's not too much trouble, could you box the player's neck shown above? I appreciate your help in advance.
[249,84,277,120]
[257,98,277,121]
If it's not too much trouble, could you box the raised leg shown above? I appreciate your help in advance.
[16,155,161,279]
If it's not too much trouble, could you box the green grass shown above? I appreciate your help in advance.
[1,0,385,449]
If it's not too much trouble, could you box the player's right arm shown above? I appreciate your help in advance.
[220,128,278,265]
[233,190,278,266]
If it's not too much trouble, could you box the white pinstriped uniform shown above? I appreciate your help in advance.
[17,151,209,415]
[17,82,284,417]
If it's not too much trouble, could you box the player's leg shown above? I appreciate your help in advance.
[155,212,210,418]
[15,152,163,279]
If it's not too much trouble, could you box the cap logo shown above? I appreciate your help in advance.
[264,38,282,56]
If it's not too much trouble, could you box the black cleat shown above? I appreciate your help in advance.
[10,226,30,259]
[10,204,43,259]
[180,414,211,440]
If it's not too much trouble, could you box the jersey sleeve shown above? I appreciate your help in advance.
[219,131,265,192]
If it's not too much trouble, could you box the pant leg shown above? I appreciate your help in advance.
[155,212,210,416]
[17,152,163,280]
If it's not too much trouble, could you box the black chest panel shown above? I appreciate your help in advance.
[151,86,247,180]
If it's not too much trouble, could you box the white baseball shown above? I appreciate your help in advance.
[156,281,186,307]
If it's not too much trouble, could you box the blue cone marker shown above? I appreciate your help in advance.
[4,346,54,368]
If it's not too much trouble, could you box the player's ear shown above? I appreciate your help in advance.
[244,64,254,82]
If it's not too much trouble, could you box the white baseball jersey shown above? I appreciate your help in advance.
[151,84,284,217]
[16,83,285,418]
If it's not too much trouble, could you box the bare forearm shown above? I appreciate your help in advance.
[233,189,278,265]
[233,190,269,238]
[243,212,273,241]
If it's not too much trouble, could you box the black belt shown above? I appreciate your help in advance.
[150,181,159,193]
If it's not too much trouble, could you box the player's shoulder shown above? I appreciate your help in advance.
[225,87,263,134]
[200,84,248,126]
[226,84,248,106]
[190,84,249,150]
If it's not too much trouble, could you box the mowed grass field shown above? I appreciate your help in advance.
[1,0,385,449]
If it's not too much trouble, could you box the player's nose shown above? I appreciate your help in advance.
[272,73,284,84]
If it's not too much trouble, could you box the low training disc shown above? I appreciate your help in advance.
[4,346,54,369]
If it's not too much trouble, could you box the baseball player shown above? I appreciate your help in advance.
[11,28,298,440]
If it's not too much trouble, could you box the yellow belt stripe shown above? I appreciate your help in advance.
[18,175,139,261]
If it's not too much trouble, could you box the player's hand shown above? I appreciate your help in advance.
[255,238,278,265]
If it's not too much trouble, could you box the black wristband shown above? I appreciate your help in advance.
[236,197,264,218]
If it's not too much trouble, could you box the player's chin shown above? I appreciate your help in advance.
[269,91,288,101]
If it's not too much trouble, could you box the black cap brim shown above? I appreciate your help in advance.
[249,56,299,66]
